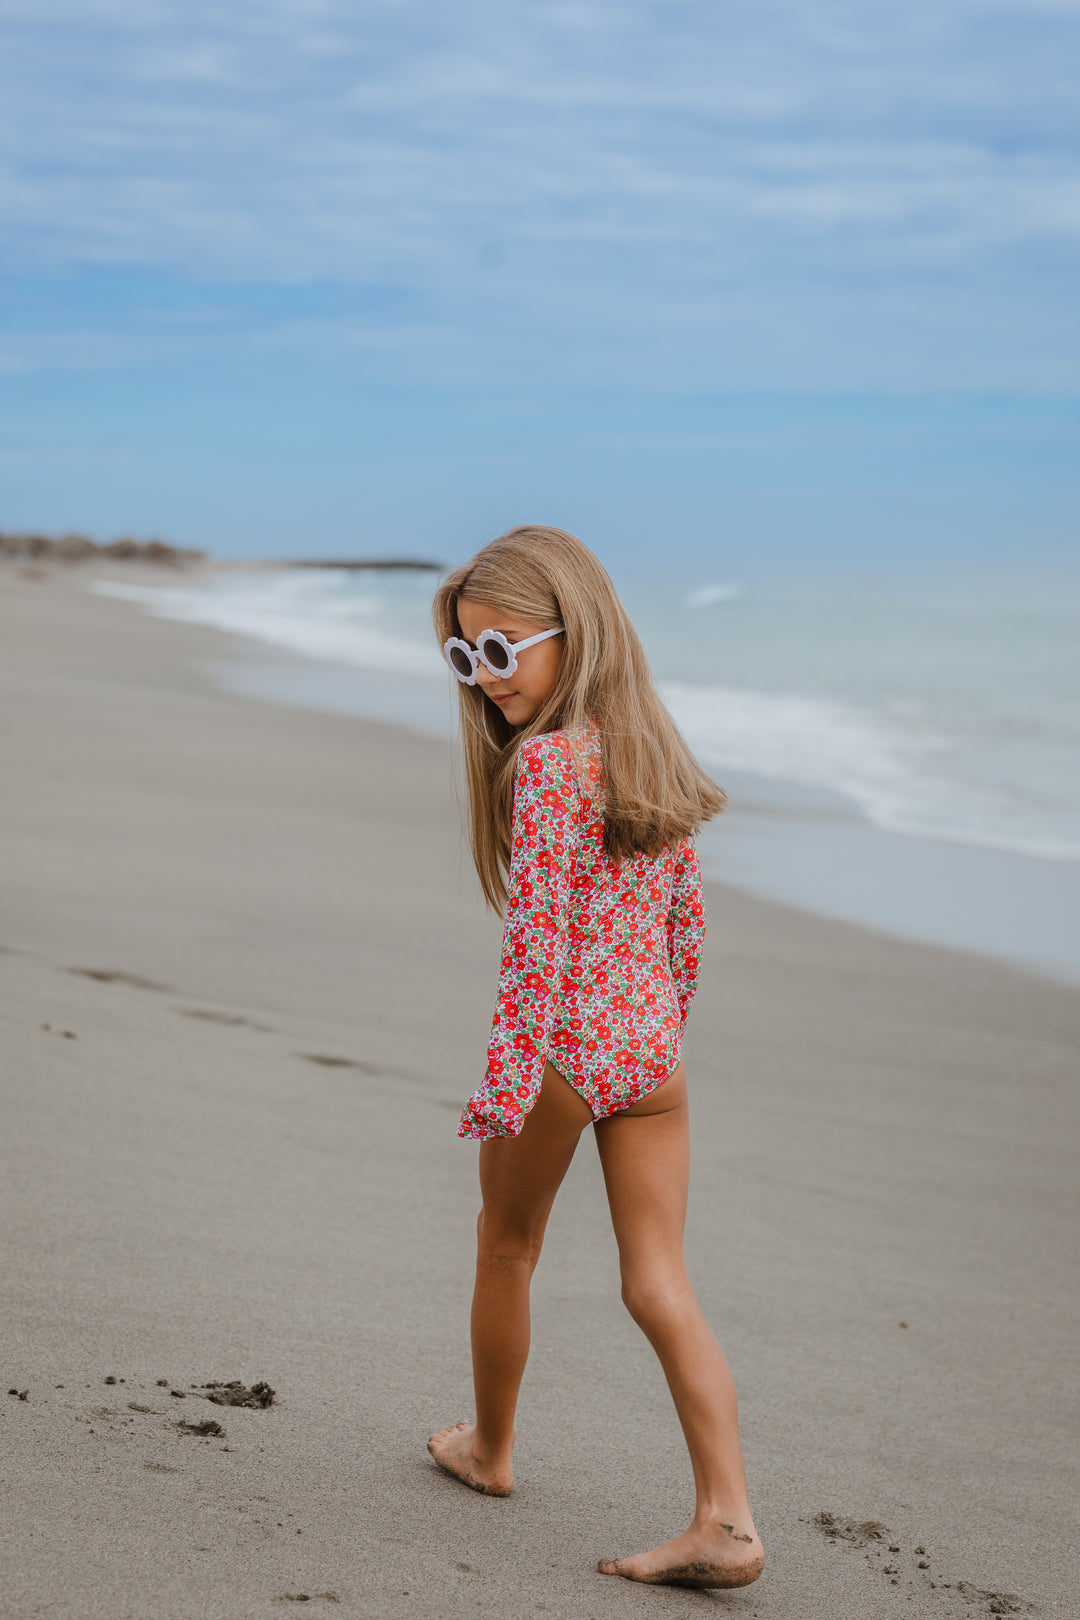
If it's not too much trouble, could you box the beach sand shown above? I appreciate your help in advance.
[1,566,1077,1620]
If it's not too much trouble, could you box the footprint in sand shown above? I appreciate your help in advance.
[68,968,170,991]
[176,1418,225,1437]
[297,1053,381,1075]
[68,969,276,1033]
[810,1512,1032,1617]
[177,1008,274,1032]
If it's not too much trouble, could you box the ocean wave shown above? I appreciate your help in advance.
[662,679,1080,863]
[95,571,444,677]
[93,570,1080,865]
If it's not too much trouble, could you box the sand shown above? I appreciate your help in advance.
[1,565,1077,1620]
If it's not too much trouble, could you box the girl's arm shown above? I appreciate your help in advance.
[459,734,579,1140]
[666,837,706,1033]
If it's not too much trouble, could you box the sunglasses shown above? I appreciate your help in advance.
[443,626,564,685]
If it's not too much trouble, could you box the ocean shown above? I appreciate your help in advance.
[95,560,1080,985]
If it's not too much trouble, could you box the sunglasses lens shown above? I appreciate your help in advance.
[481,636,511,671]
[448,645,474,679]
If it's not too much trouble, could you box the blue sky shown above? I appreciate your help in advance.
[1,0,1078,569]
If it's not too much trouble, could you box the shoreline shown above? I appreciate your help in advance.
[2,564,1077,1619]
[89,560,1080,989]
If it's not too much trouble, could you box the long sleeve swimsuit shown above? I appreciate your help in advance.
[459,720,707,1140]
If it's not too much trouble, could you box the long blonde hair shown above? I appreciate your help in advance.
[432,525,726,910]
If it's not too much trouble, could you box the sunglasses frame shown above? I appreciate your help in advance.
[443,626,564,685]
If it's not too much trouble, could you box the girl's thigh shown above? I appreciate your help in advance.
[593,1064,690,1266]
[478,1061,594,1239]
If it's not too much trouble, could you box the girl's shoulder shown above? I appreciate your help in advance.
[515,726,578,781]
[515,720,603,801]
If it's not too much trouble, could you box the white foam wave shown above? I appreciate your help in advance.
[95,571,445,678]
[93,571,1080,865]
[662,679,1080,863]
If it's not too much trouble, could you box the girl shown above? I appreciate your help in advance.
[427,526,764,1592]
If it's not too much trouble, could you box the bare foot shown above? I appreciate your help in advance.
[427,1420,514,1497]
[598,1519,765,1590]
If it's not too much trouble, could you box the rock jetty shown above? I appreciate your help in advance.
[0,532,205,566]
[290,556,443,572]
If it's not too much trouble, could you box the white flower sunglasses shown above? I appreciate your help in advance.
[443,626,564,685]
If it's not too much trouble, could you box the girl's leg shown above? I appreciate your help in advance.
[428,1063,593,1495]
[593,1065,764,1589]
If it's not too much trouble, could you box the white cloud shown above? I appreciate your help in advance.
[0,0,1077,387]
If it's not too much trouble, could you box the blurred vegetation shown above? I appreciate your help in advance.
[0,531,205,565]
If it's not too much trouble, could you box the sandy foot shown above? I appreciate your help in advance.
[427,1420,514,1497]
[598,1520,765,1589]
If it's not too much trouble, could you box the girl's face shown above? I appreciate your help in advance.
[456,596,563,726]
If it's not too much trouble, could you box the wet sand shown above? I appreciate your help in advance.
[1,566,1077,1619]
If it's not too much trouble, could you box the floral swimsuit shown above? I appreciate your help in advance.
[459,720,706,1140]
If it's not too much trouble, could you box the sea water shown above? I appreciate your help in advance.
[95,561,1080,984]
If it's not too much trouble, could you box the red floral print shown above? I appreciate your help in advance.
[458,720,707,1140]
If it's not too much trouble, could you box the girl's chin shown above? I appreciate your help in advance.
[493,697,535,721]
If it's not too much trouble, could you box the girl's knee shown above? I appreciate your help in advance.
[620,1268,693,1330]
[476,1210,545,1274]
[478,1238,543,1278]
[479,1246,540,1279]
[619,1277,653,1326]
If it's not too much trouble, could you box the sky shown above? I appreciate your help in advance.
[1,0,1079,569]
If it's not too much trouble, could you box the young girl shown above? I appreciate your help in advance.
[427,526,764,1592]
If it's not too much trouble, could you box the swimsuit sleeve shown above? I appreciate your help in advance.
[666,837,706,1033]
[459,735,579,1141]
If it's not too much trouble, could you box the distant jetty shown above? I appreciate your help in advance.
[290,557,445,572]
[0,531,205,566]
[0,533,445,573]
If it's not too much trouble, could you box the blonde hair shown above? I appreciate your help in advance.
[432,525,726,910]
